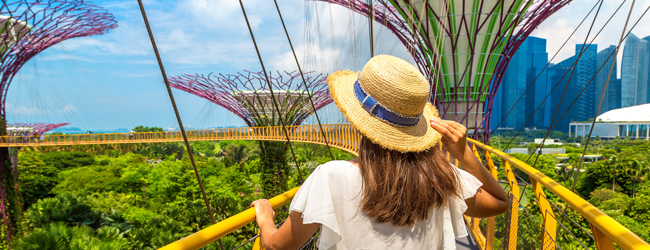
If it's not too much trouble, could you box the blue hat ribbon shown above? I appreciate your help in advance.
[354,80,420,127]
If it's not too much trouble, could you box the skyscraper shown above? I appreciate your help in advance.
[549,56,577,132]
[621,33,650,107]
[574,44,598,122]
[595,45,619,114]
[492,36,549,130]
[546,44,598,132]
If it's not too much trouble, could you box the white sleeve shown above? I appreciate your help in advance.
[448,167,484,240]
[456,167,484,200]
[288,164,342,249]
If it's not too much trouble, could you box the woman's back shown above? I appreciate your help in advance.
[289,160,482,250]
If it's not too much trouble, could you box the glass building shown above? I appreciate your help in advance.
[621,33,650,108]
[595,45,619,115]
[547,44,597,132]
[492,36,549,130]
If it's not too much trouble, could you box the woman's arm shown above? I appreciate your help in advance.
[430,118,509,217]
[251,199,320,250]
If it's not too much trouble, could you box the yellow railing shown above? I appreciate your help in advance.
[143,124,650,250]
[0,124,361,154]
[468,139,650,250]
[12,124,648,249]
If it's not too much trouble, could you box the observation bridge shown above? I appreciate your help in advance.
[5,124,650,250]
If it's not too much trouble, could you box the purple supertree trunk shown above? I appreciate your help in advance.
[0,1,115,245]
[170,71,332,127]
[313,0,571,140]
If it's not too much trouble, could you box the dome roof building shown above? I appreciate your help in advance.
[570,104,650,140]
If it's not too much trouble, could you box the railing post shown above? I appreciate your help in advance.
[252,237,264,250]
[591,222,616,250]
[467,144,486,249]
[503,160,519,250]
[530,178,557,249]
[484,151,498,250]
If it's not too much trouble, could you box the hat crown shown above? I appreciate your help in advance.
[359,55,429,117]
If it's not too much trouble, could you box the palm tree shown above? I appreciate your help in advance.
[625,160,649,197]
[220,143,255,173]
[608,156,621,192]
[15,222,93,250]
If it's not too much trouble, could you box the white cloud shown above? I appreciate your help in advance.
[6,104,77,115]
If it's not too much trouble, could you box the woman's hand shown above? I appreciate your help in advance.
[251,199,276,225]
[430,117,469,161]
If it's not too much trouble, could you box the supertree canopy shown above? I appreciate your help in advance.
[317,0,571,137]
[6,122,69,136]
[170,70,332,127]
[0,0,116,245]
[170,70,332,197]
[0,0,117,121]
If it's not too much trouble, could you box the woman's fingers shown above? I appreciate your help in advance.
[430,118,452,137]
[431,119,463,143]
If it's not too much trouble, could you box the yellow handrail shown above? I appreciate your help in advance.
[468,138,650,250]
[159,187,300,250]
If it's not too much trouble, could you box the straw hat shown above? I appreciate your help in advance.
[328,54,441,153]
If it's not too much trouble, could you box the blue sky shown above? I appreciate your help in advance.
[6,0,650,131]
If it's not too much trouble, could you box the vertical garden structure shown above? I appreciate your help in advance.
[0,0,116,244]
[317,0,572,137]
[170,71,332,197]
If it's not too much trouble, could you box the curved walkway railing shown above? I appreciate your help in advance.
[0,124,361,154]
[149,125,648,250]
[7,124,649,249]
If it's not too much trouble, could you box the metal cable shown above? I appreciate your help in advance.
[135,1,223,249]
[238,0,304,182]
[272,0,334,161]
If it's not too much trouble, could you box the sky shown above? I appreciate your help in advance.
[6,0,650,131]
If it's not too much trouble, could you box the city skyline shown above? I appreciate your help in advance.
[491,31,650,133]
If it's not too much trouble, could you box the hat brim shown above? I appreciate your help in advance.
[328,70,442,153]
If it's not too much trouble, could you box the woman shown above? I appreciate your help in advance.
[251,55,509,250]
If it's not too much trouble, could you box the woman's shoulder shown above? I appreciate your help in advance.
[314,160,359,174]
[308,160,360,182]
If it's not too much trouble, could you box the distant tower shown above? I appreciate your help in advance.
[316,0,571,138]
[0,0,116,244]
[595,45,618,115]
[621,34,650,108]
[170,71,332,197]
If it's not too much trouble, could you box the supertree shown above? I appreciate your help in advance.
[4,123,67,230]
[0,0,116,245]
[170,70,332,197]
[315,0,571,139]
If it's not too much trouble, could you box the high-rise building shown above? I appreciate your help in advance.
[546,44,598,132]
[492,36,549,130]
[574,44,598,122]
[595,45,619,114]
[549,56,577,132]
[621,33,650,107]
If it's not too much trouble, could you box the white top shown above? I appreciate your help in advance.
[289,160,483,250]
[596,103,650,122]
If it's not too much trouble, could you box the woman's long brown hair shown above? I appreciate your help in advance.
[358,136,460,226]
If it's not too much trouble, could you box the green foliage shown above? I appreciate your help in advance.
[18,151,59,209]
[132,126,164,133]
[190,141,216,157]
[51,167,121,195]
[41,151,94,169]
